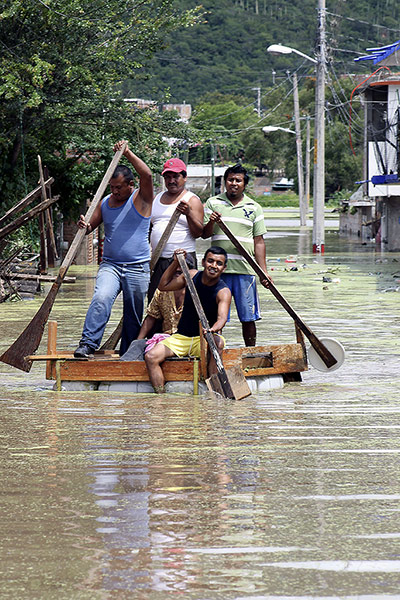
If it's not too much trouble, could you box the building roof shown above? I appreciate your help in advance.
[354,40,400,66]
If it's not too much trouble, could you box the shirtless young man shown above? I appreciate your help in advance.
[144,247,232,393]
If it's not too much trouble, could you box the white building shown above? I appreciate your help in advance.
[350,41,400,250]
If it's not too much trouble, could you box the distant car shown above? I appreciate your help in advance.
[271,177,294,191]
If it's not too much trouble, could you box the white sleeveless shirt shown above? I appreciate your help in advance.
[150,190,198,257]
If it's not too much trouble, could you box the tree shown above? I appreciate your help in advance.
[0,0,201,217]
[189,92,259,164]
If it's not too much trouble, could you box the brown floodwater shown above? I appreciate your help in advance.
[1,224,400,599]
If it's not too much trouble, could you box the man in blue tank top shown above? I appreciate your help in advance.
[144,247,232,393]
[74,140,153,358]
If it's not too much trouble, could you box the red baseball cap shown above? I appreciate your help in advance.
[161,157,187,175]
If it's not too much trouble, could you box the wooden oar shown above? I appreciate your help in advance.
[150,207,181,272]
[215,218,338,369]
[176,253,250,400]
[0,143,127,372]
[100,206,181,351]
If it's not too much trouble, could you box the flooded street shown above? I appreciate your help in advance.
[1,218,400,599]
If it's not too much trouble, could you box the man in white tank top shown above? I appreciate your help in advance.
[148,158,204,300]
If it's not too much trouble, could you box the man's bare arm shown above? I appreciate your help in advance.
[254,235,272,288]
[158,250,197,292]
[208,288,232,333]
[202,210,221,239]
[114,140,153,214]
[177,195,204,238]
[137,315,157,339]
[78,202,103,234]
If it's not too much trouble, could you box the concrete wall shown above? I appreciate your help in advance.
[382,197,400,251]
[339,205,374,241]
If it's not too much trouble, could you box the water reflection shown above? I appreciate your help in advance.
[1,228,400,597]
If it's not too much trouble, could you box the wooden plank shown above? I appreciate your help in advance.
[38,211,47,273]
[58,359,196,382]
[0,195,58,242]
[38,156,58,261]
[241,352,273,369]
[223,344,307,375]
[7,273,76,283]
[0,177,54,228]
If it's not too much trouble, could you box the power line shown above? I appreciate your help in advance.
[326,10,400,34]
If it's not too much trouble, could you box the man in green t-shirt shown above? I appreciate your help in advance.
[202,164,271,346]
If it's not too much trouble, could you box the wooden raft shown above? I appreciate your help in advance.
[28,321,308,392]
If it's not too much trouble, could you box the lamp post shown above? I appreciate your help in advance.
[292,73,306,226]
[267,0,326,253]
[262,125,295,135]
[263,108,307,226]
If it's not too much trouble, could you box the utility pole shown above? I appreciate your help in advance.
[293,73,306,226]
[210,141,215,196]
[313,0,326,253]
[305,115,311,216]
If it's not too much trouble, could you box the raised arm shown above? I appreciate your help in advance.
[114,140,153,215]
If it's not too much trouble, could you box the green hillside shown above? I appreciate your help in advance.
[126,0,400,105]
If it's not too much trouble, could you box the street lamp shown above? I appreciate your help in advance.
[263,125,302,216]
[263,70,307,226]
[267,2,327,253]
[263,123,312,226]
[267,44,317,65]
[262,125,295,135]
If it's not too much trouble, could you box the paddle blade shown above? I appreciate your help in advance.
[206,365,251,401]
[0,283,59,372]
[308,337,345,372]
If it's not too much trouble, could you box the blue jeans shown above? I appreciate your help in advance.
[80,260,150,355]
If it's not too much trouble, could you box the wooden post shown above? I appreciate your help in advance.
[46,320,57,379]
[38,159,58,265]
[38,211,48,274]
[193,359,199,395]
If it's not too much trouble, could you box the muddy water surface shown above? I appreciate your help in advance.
[1,227,400,599]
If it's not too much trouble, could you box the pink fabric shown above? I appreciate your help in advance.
[145,333,170,353]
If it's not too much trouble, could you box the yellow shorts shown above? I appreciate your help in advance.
[161,333,225,358]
